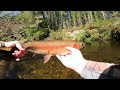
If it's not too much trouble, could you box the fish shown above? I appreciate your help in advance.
[0,40,85,63]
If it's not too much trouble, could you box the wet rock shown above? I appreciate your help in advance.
[67,30,85,37]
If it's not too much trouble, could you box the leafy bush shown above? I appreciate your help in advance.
[74,29,99,42]
[99,30,111,41]
[0,19,24,41]
[50,30,72,40]
[74,31,87,41]
[87,29,100,41]
[22,28,50,41]
[16,11,34,24]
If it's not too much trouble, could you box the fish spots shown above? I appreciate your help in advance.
[48,50,50,54]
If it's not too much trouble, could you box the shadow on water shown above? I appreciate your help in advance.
[0,50,20,79]
[82,41,120,64]
[17,52,81,79]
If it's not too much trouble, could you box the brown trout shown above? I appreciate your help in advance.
[0,40,85,63]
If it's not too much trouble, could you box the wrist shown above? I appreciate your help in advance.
[73,59,88,75]
[0,41,5,48]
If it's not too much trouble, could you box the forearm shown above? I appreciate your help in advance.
[0,41,15,48]
[80,60,116,79]
[72,59,88,75]
[4,41,18,47]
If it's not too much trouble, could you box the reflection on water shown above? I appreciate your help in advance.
[82,41,120,64]
[0,41,120,79]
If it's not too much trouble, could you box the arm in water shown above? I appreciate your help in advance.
[0,41,25,61]
[56,47,120,79]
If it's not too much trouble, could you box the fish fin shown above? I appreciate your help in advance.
[43,54,52,63]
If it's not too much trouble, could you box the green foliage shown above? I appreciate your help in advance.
[93,19,107,28]
[16,11,34,24]
[74,31,87,41]
[74,29,111,43]
[74,29,99,42]
[49,26,112,43]
[22,28,50,41]
[50,30,72,40]
[87,29,100,41]
[0,11,120,42]
[0,18,24,41]
[84,38,93,44]
[99,30,112,40]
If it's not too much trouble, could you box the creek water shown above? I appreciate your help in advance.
[81,41,120,64]
[0,41,120,79]
[18,41,120,79]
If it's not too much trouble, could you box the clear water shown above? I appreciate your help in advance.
[1,41,120,79]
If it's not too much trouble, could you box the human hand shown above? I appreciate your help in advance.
[56,47,88,74]
[5,41,26,61]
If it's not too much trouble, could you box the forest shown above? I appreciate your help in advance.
[0,11,120,43]
[0,11,120,79]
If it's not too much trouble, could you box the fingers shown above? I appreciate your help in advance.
[5,41,25,61]
[12,51,21,61]
[12,51,20,58]
[56,47,75,60]
[12,50,25,61]
[66,47,78,51]
[66,46,82,55]
[14,42,25,61]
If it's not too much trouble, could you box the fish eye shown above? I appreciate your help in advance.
[82,43,84,46]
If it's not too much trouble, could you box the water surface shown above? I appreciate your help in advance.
[1,41,120,79]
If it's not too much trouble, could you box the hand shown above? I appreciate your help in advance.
[56,47,88,74]
[5,41,26,61]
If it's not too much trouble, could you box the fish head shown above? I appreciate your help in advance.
[73,42,85,50]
